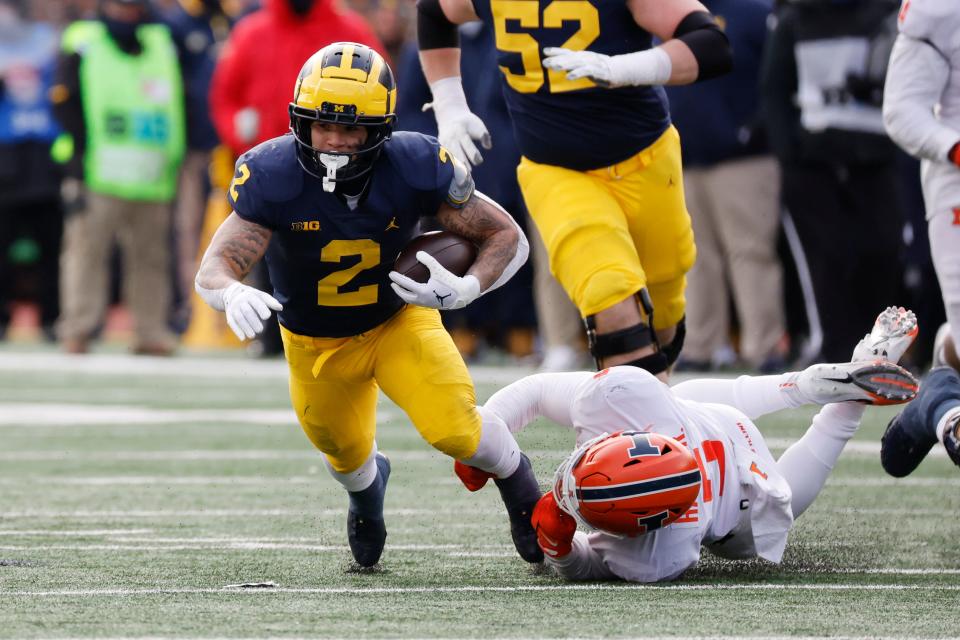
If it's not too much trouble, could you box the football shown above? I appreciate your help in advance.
[394,230,478,283]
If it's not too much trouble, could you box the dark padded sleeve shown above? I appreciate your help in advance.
[416,0,460,50]
[674,11,733,82]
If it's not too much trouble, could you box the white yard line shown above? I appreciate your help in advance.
[4,584,960,598]
[0,352,533,385]
[2,474,956,487]
[0,449,572,461]
[0,529,154,536]
[0,404,402,427]
[0,445,947,460]
[0,508,453,518]
[0,504,950,521]
[20,637,952,640]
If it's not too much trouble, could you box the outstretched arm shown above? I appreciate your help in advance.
[485,372,588,433]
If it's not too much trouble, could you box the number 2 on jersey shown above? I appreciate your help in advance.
[491,0,600,94]
[317,239,380,307]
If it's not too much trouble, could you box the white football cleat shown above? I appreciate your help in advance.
[791,360,919,406]
[851,306,918,364]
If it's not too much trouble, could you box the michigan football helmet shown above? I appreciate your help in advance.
[553,431,701,537]
[289,42,396,191]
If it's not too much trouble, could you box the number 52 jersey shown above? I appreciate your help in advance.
[470,0,671,170]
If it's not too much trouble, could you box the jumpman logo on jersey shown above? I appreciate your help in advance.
[385,217,400,231]
[434,291,451,307]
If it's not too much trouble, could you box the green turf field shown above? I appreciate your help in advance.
[1,350,958,639]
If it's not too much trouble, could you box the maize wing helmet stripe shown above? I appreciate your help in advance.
[577,469,702,502]
[294,43,395,119]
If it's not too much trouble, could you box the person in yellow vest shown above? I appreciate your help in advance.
[51,0,185,355]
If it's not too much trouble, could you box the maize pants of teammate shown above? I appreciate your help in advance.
[280,304,482,473]
[517,126,696,329]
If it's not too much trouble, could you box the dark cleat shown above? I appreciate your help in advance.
[346,453,391,567]
[881,367,960,477]
[493,454,544,563]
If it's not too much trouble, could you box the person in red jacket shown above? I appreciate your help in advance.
[209,0,383,157]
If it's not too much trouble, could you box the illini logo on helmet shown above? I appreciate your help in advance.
[572,432,702,536]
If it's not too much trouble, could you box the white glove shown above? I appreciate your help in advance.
[542,47,672,88]
[234,107,260,144]
[425,77,492,167]
[388,251,481,310]
[222,281,283,340]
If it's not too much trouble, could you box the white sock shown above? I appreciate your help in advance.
[936,406,960,442]
[323,444,378,492]
[671,373,802,420]
[461,406,522,478]
[777,403,865,518]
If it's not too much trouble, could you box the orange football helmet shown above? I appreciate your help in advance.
[553,431,702,537]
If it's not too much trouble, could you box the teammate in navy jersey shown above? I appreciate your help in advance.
[195,42,542,568]
[417,0,732,379]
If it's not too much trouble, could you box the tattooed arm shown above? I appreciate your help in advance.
[194,212,281,340]
[436,191,529,292]
[196,212,272,290]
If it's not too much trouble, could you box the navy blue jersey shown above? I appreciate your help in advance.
[471,0,670,170]
[228,132,464,337]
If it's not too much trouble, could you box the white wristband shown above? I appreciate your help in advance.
[609,47,673,86]
[426,76,470,117]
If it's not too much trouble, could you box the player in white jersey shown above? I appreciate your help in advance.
[461,308,918,582]
[882,0,960,372]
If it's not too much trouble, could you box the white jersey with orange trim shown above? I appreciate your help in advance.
[484,366,793,583]
[882,0,960,355]
[883,0,960,218]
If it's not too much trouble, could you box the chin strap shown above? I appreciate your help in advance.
[318,153,349,192]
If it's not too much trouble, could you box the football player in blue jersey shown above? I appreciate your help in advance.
[195,42,543,568]
[417,0,733,379]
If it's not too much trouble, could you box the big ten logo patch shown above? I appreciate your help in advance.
[291,221,321,231]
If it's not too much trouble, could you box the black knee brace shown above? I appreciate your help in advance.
[585,294,687,376]
[660,316,686,368]
[585,289,666,374]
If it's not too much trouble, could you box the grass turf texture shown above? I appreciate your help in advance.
[0,350,958,639]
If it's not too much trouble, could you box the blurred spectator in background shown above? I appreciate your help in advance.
[396,22,539,363]
[162,0,242,331]
[365,0,411,68]
[208,0,382,355]
[0,0,62,340]
[209,0,382,157]
[668,0,787,373]
[761,0,904,362]
[52,0,185,354]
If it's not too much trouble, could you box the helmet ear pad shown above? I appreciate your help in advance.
[555,431,702,537]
